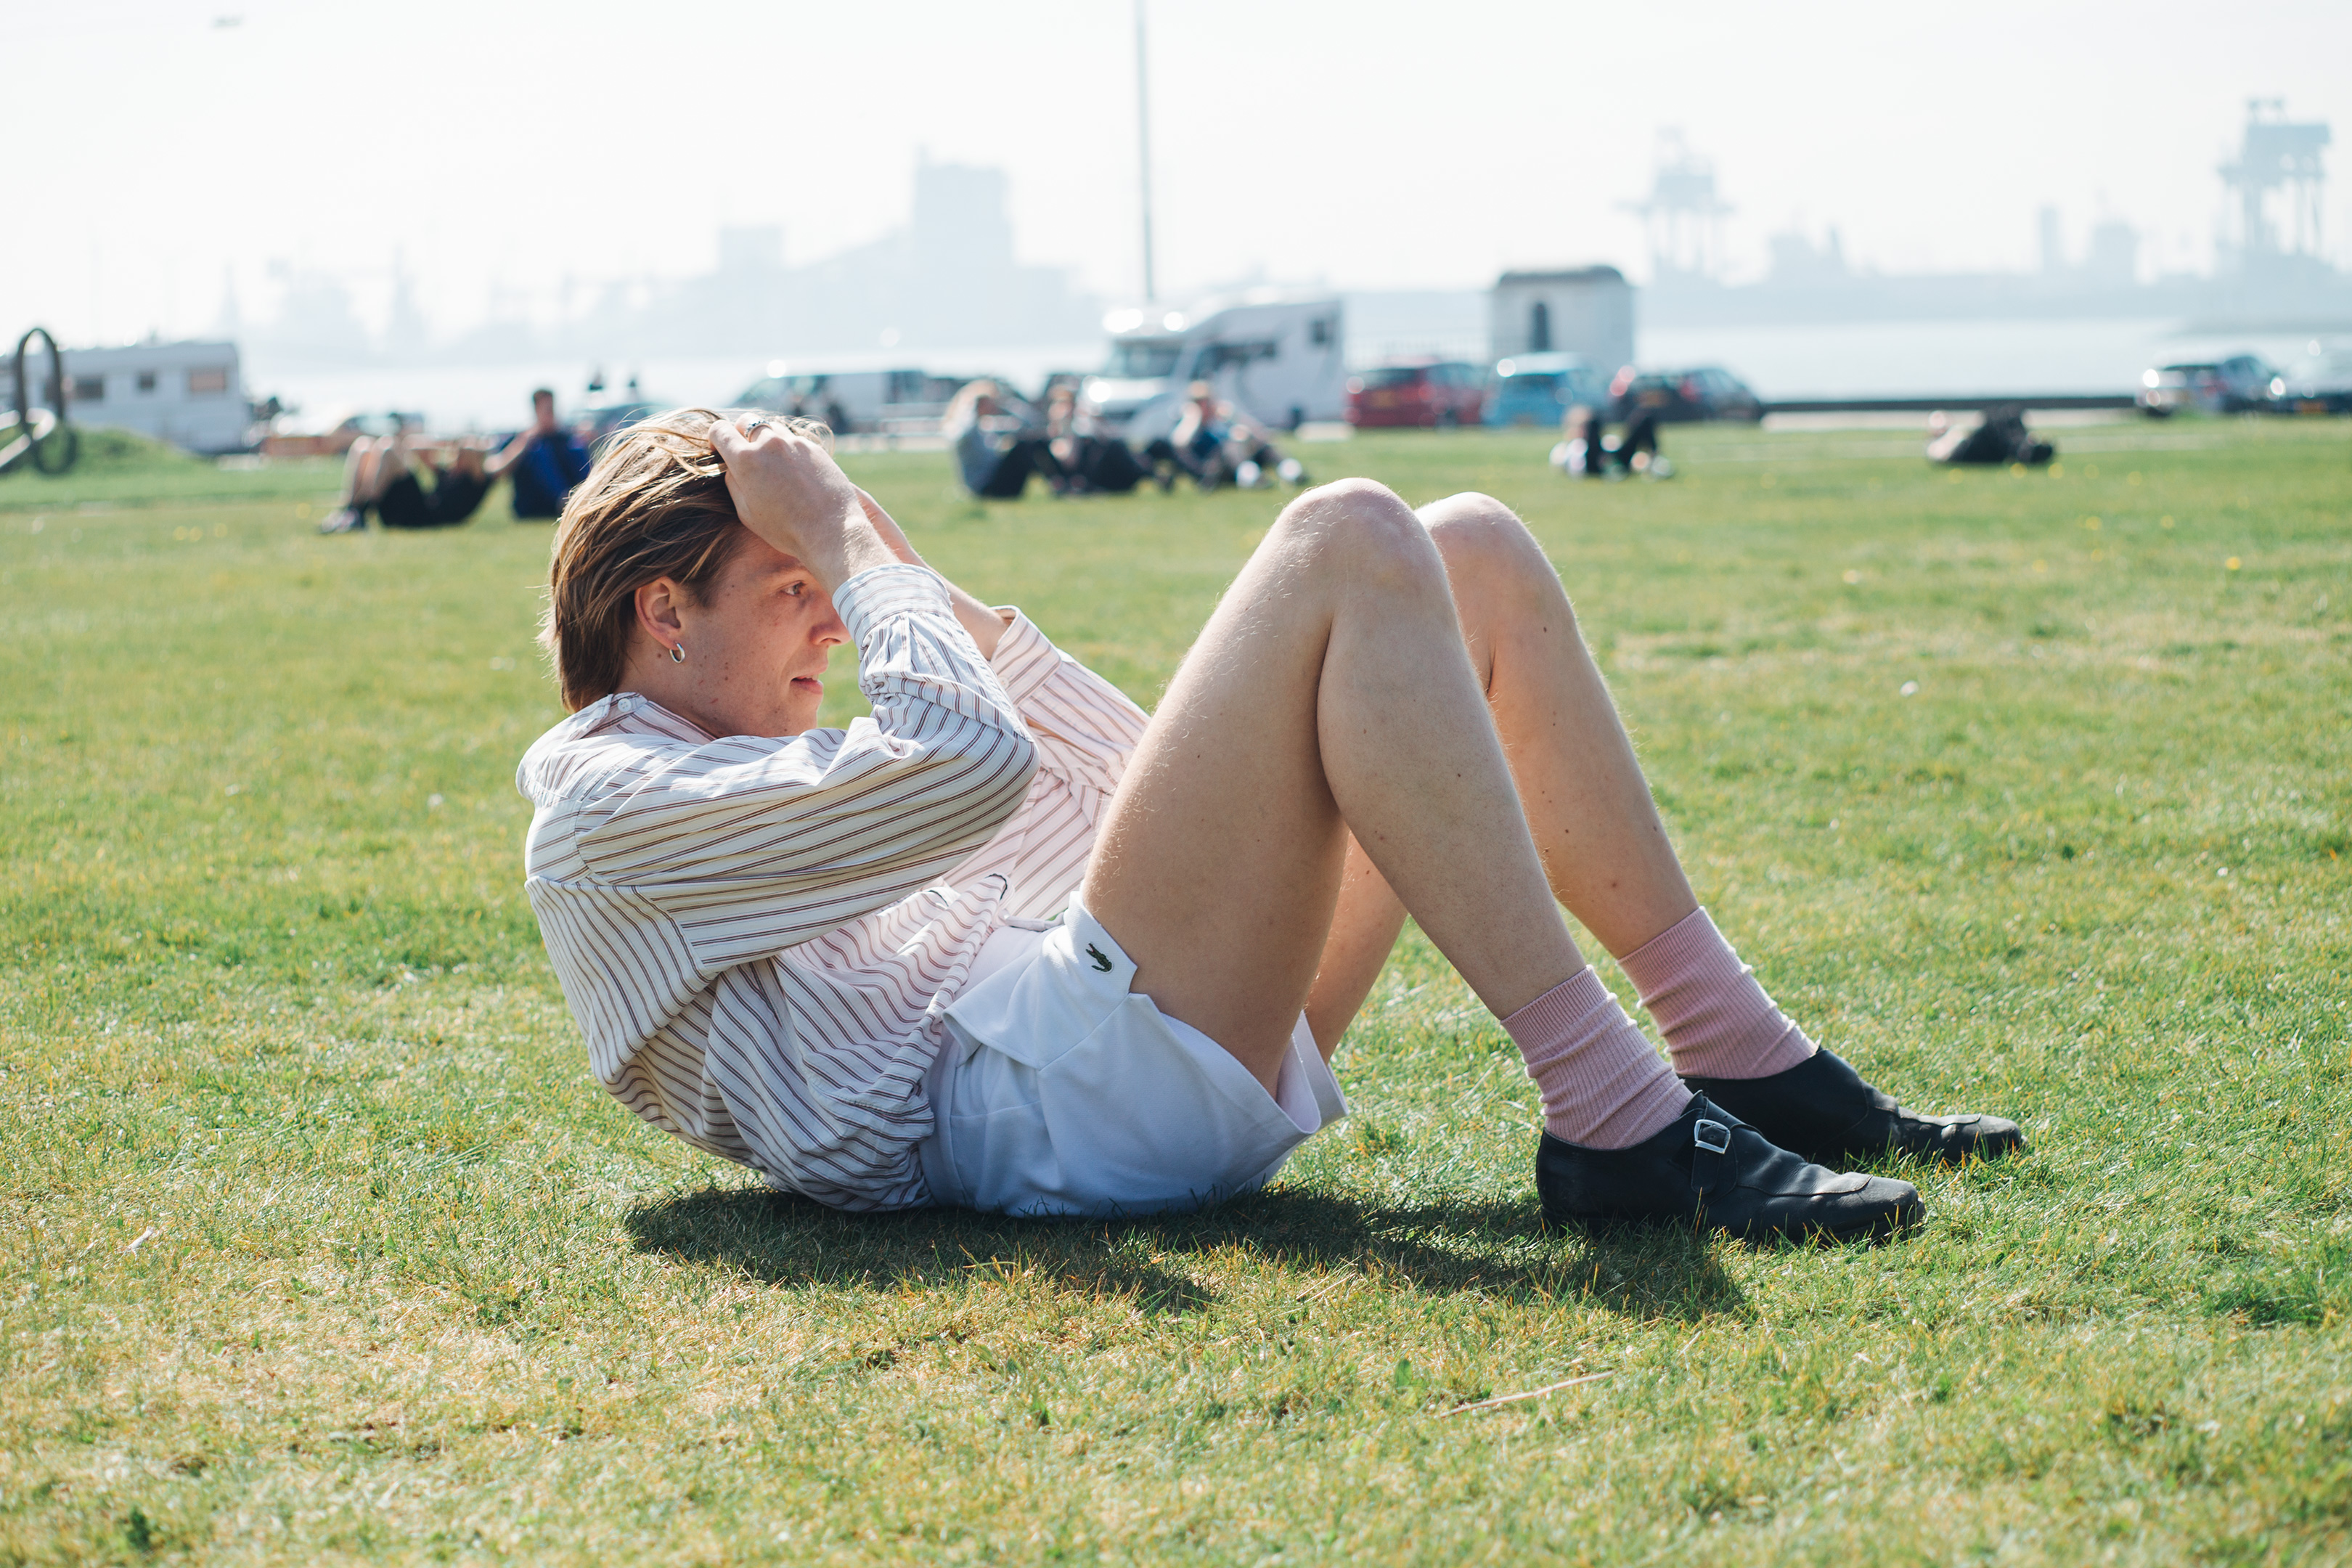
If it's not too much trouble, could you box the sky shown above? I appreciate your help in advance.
[5,0,2348,347]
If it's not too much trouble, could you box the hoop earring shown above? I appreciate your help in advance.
[669,642,686,664]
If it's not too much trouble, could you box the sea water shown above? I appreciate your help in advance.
[1638,318,2329,401]
[242,319,2337,433]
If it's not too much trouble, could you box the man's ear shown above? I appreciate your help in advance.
[634,578,686,653]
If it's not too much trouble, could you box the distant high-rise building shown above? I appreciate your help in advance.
[385,249,431,356]
[2083,219,2139,286]
[719,226,785,276]
[593,159,1098,357]
[910,160,1015,270]
[213,266,240,338]
[2038,206,2065,275]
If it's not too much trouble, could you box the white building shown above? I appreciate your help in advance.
[1488,268,1635,375]
[40,340,250,454]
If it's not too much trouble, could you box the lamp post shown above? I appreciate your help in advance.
[1135,0,1157,303]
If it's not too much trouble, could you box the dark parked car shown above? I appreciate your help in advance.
[2137,354,2283,417]
[2278,342,2352,415]
[1346,360,1486,428]
[1610,365,1764,423]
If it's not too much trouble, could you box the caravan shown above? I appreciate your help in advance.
[1082,293,1346,444]
[40,340,252,454]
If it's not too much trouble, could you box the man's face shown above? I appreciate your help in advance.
[670,533,848,737]
[533,394,558,433]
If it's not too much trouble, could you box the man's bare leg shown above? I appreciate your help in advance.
[1419,492,1699,956]
[324,438,399,533]
[1302,494,1790,1050]
[1303,834,1407,1055]
[1300,496,1698,1055]
[1080,479,1585,1095]
[335,438,388,507]
[1299,493,2018,1176]
[1087,483,1927,1236]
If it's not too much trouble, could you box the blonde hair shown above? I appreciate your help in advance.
[538,407,830,711]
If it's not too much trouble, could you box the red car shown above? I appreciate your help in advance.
[1346,360,1486,428]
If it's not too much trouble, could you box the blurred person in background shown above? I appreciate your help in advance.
[1143,383,1306,492]
[1550,403,1672,481]
[493,388,594,519]
[1046,385,1147,495]
[945,379,1068,499]
[1614,403,1670,477]
[318,421,494,534]
[785,383,850,436]
[1927,406,2054,467]
[1551,406,1607,478]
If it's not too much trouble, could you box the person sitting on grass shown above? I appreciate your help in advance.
[318,422,494,534]
[1927,406,2055,467]
[494,388,594,519]
[517,409,2023,1238]
[1045,385,1148,496]
[1142,382,1306,492]
[1551,404,1673,481]
[944,379,1067,500]
[1551,406,1608,478]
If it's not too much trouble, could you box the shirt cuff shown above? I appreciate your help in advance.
[985,607,1063,706]
[834,563,953,649]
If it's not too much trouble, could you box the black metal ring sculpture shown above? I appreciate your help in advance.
[3,326,79,476]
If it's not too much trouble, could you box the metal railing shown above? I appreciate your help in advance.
[1,327,79,475]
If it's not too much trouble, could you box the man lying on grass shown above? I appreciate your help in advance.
[518,411,2023,1241]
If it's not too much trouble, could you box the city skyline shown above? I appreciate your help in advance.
[5,0,2348,354]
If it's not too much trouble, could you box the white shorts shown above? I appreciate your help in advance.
[918,894,1347,1217]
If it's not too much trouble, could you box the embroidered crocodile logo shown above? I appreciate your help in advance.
[1085,944,1113,972]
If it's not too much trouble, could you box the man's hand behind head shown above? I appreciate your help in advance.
[709,417,894,592]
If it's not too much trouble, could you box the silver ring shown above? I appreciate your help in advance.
[740,415,769,433]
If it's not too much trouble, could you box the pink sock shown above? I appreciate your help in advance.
[1501,967,1691,1149]
[1617,907,1817,1080]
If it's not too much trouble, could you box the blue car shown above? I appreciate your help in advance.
[1483,353,1609,428]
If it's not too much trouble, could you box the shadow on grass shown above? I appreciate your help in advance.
[623,1183,1746,1323]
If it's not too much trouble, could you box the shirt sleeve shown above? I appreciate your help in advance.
[563,565,1042,968]
[983,607,1152,803]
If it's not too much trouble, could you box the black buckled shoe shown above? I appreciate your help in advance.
[1680,1049,2025,1169]
[1537,1095,1923,1244]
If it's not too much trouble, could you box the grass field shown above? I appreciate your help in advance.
[2,417,2348,1564]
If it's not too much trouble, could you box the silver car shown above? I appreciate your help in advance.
[2279,341,2352,415]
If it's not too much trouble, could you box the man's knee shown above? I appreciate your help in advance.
[1275,477,1442,588]
[1420,491,1559,602]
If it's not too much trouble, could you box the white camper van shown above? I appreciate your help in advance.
[1082,293,1346,444]
[42,340,251,454]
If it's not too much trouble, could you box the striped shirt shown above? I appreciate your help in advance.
[517,563,1151,1210]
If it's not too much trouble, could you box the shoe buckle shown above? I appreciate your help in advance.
[1693,1119,1732,1156]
